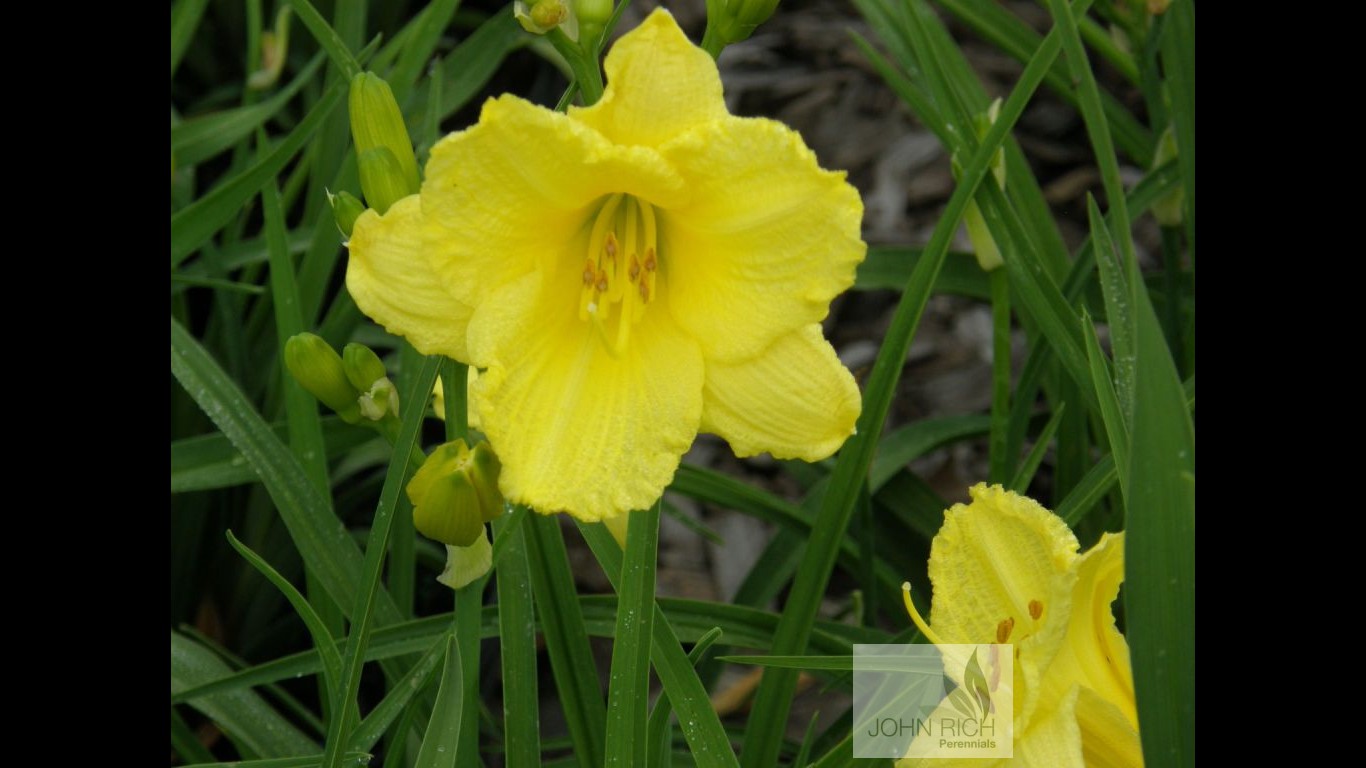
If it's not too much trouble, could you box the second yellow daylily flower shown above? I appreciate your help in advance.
[899,484,1142,768]
[346,10,864,523]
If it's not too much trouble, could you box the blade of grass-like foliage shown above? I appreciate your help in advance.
[348,632,451,751]
[740,6,1079,763]
[225,531,343,702]
[1081,313,1129,496]
[647,627,723,768]
[168,274,268,294]
[170,0,211,77]
[171,418,372,492]
[1161,0,1195,248]
[171,706,216,764]
[988,270,1012,483]
[1087,196,1135,427]
[793,710,822,768]
[172,53,325,167]
[263,170,331,495]
[453,576,485,760]
[494,513,539,768]
[578,523,741,768]
[321,355,439,768]
[874,472,948,541]
[1042,0,1138,271]
[672,465,902,596]
[853,247,985,296]
[408,7,522,124]
[170,80,345,268]
[389,0,461,99]
[174,594,894,710]
[1008,402,1065,493]
[180,757,372,768]
[1123,228,1195,768]
[171,630,317,756]
[934,0,1150,163]
[413,637,462,767]
[170,317,402,625]
[284,0,361,79]
[523,511,606,767]
[869,415,991,490]
[604,505,660,768]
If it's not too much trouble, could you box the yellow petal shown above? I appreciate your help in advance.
[468,264,703,522]
[1075,687,1143,768]
[701,324,860,461]
[570,9,727,148]
[421,95,686,310]
[926,484,1078,727]
[345,195,473,360]
[658,117,865,362]
[1012,688,1086,768]
[1044,532,1138,728]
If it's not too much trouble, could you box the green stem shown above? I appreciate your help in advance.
[547,28,604,105]
[700,24,726,59]
[988,268,1012,483]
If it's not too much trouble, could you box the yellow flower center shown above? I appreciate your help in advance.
[578,193,660,356]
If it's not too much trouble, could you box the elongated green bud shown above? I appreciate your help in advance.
[357,146,410,215]
[709,0,780,47]
[956,99,1008,271]
[348,72,419,196]
[406,439,506,546]
[328,190,365,239]
[284,333,362,423]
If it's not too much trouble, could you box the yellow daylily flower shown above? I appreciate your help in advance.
[899,484,1142,768]
[346,9,864,523]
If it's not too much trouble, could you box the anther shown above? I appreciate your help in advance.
[595,269,609,294]
[644,248,657,272]
[639,280,649,302]
[996,617,1014,643]
[630,256,641,282]
[1028,599,1043,620]
[582,259,597,286]
[604,232,618,260]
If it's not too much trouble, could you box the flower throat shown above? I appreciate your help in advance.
[579,194,658,356]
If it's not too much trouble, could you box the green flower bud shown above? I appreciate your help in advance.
[437,533,492,590]
[357,146,411,215]
[341,343,388,391]
[406,439,505,546]
[710,0,780,46]
[1151,125,1183,227]
[328,190,366,239]
[955,99,1007,272]
[348,72,420,195]
[284,333,363,423]
[515,0,577,37]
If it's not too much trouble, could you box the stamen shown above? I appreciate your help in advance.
[1028,599,1043,620]
[996,617,1014,643]
[901,582,948,647]
[595,268,609,294]
[582,259,597,287]
[629,256,641,282]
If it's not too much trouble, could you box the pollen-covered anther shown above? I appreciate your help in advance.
[630,256,641,282]
[643,248,657,272]
[996,616,1015,643]
[582,259,597,287]
[1028,599,1043,620]
[604,232,618,260]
